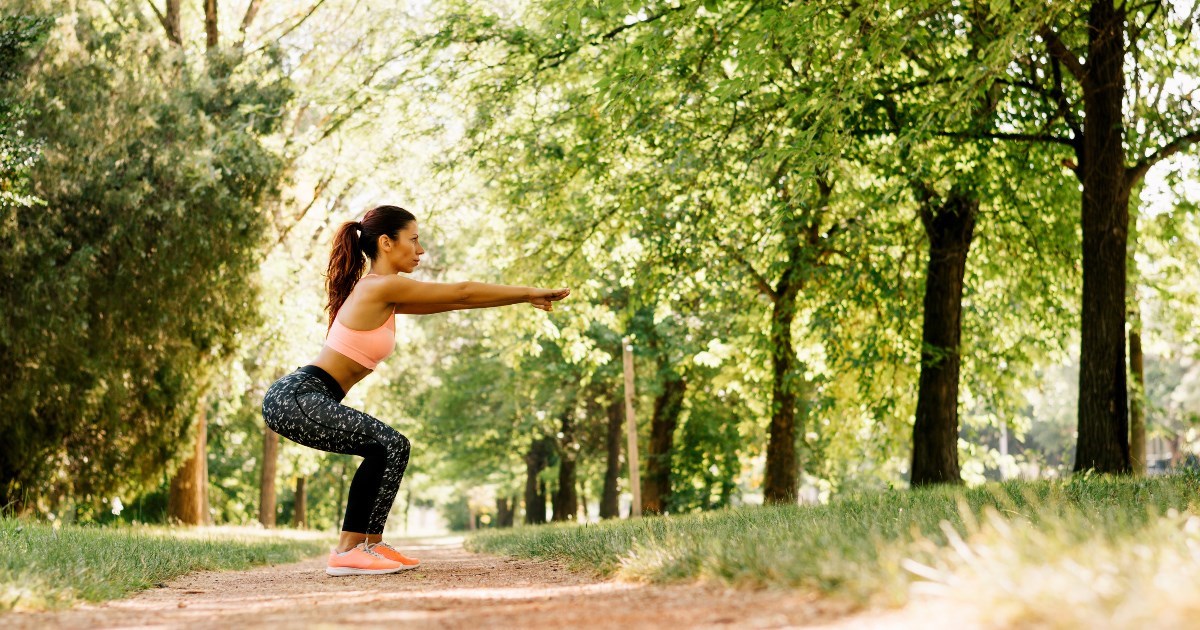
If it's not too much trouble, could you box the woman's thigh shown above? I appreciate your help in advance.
[270,389,398,457]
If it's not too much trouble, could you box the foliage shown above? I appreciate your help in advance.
[0,3,290,511]
[1,0,1198,531]
[407,0,1081,495]
[0,13,50,211]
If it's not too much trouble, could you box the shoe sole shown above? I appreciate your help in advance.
[325,565,405,576]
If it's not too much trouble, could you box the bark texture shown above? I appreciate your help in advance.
[168,407,208,524]
[763,253,801,504]
[910,193,977,486]
[1074,0,1132,474]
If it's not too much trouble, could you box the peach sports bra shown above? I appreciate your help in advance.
[325,311,395,370]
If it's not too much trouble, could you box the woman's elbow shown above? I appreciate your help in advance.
[453,281,476,305]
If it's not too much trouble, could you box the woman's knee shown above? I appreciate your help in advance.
[381,429,410,457]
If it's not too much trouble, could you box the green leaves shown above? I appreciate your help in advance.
[0,4,290,509]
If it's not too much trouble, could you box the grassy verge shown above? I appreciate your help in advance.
[468,473,1200,626]
[0,520,329,612]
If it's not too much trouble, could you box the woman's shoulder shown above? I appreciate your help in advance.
[357,273,408,298]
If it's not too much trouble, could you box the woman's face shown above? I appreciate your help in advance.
[382,221,425,273]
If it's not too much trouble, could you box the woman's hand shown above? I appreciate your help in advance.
[529,287,571,312]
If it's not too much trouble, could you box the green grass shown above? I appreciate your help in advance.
[468,473,1200,625]
[0,520,329,611]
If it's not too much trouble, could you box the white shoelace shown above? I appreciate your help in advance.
[368,541,396,553]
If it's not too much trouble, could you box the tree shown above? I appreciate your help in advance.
[417,0,915,503]
[1033,1,1200,472]
[0,1,288,513]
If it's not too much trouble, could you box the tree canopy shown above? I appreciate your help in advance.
[2,0,1199,529]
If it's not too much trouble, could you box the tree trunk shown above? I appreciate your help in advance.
[163,0,182,46]
[1129,316,1146,475]
[1128,217,1146,476]
[552,414,578,522]
[168,405,207,525]
[910,192,977,486]
[761,170,823,505]
[1074,0,1131,474]
[600,397,623,519]
[643,372,686,514]
[204,0,219,50]
[496,496,514,528]
[524,437,552,525]
[294,476,307,528]
[259,427,279,528]
[764,281,800,504]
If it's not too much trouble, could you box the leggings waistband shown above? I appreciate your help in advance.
[297,365,346,402]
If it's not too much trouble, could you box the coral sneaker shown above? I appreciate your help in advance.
[368,541,421,569]
[326,542,404,576]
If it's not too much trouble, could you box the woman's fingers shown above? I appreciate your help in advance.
[531,288,569,311]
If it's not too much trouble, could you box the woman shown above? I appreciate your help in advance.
[261,205,570,576]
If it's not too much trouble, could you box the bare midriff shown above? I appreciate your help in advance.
[310,346,375,395]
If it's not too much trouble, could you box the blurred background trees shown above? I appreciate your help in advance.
[1,0,1198,530]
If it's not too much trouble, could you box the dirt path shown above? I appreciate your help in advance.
[2,535,938,629]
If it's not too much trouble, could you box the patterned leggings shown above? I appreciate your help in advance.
[261,365,410,535]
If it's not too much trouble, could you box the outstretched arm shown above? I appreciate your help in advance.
[372,277,569,314]
[395,297,541,315]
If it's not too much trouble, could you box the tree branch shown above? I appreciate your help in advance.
[147,0,168,31]
[146,0,181,46]
[854,127,1075,146]
[713,236,777,302]
[1049,54,1083,140]
[250,0,327,54]
[241,0,265,36]
[1039,26,1087,90]
[536,5,686,72]
[544,210,609,275]
[1128,130,1200,184]
[1126,0,1164,45]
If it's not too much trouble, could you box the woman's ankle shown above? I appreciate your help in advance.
[337,532,368,552]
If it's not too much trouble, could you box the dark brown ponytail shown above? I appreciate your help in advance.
[325,205,416,328]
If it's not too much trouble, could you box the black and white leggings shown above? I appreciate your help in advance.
[261,365,410,535]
